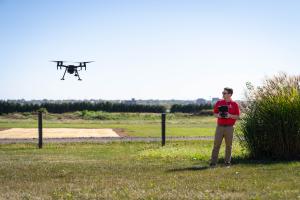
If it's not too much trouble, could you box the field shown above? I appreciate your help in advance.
[0,112,299,199]
[0,141,300,199]
[0,112,216,137]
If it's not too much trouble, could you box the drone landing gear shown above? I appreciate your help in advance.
[61,68,67,80]
[75,70,82,81]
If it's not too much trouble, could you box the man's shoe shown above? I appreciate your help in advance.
[224,162,231,168]
[209,163,217,168]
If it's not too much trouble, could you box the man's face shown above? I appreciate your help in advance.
[222,90,231,99]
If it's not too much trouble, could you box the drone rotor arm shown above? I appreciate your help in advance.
[51,61,68,70]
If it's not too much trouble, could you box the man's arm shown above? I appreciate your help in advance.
[214,113,220,118]
[215,113,239,119]
[227,114,240,120]
[228,103,240,119]
[213,101,220,118]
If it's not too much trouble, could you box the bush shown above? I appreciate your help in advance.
[37,107,48,114]
[79,110,116,120]
[237,73,300,159]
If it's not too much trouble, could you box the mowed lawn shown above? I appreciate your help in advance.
[0,141,299,199]
[0,112,217,137]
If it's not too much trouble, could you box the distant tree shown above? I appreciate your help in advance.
[0,100,166,114]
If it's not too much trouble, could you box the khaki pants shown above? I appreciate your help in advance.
[210,125,234,164]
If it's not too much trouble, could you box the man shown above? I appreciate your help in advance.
[210,87,240,167]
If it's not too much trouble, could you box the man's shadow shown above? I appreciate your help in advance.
[167,165,209,172]
[165,155,299,173]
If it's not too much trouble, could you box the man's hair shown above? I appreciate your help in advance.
[224,87,233,95]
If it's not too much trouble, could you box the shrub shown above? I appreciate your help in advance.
[37,107,48,114]
[78,110,116,120]
[237,73,300,160]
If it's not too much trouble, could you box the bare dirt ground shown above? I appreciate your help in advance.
[0,128,120,139]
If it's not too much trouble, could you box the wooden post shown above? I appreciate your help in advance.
[162,113,166,146]
[38,111,43,149]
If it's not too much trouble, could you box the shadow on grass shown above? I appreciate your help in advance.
[230,155,300,165]
[166,155,300,173]
[166,165,209,172]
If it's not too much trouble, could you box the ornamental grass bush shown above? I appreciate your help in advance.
[238,73,300,159]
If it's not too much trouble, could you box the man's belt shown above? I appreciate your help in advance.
[218,124,233,127]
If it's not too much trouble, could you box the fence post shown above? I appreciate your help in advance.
[38,111,43,149]
[161,113,166,146]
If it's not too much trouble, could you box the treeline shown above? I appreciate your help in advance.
[0,101,213,114]
[0,101,165,114]
[170,104,212,113]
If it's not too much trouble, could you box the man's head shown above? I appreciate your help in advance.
[222,87,233,100]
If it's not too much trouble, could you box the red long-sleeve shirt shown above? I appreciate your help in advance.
[214,99,240,126]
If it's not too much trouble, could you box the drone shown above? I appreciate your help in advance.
[51,61,94,81]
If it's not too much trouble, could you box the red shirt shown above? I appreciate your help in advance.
[214,99,240,126]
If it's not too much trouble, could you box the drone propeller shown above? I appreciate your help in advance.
[51,60,67,62]
[50,60,66,69]
[75,61,94,64]
[75,61,94,70]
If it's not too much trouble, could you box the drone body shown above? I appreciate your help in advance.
[51,61,93,81]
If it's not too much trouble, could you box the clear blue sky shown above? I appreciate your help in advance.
[1,0,299,100]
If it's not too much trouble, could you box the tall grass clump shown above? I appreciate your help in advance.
[238,73,300,160]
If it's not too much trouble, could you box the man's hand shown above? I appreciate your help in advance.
[215,113,240,119]
[214,113,221,118]
[227,113,240,119]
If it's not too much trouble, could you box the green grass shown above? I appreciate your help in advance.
[0,141,299,199]
[0,113,217,137]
